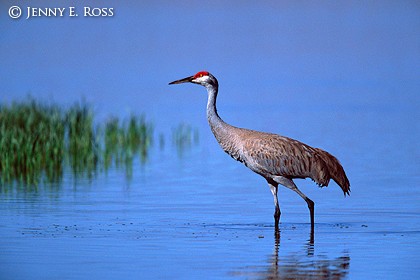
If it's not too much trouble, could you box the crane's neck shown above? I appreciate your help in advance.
[205,83,244,163]
[206,84,226,132]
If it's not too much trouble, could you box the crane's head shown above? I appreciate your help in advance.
[169,71,218,88]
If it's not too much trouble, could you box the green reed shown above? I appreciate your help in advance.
[103,115,153,177]
[0,100,65,186]
[65,103,99,178]
[0,100,155,187]
[172,123,199,157]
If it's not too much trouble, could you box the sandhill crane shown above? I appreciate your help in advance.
[169,71,350,230]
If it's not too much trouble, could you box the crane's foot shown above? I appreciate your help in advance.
[309,229,314,246]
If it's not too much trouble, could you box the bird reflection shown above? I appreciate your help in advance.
[266,229,349,279]
[233,228,350,279]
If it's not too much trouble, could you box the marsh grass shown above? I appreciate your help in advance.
[0,100,154,187]
[103,115,153,178]
[172,123,199,157]
[66,104,99,179]
[0,100,65,187]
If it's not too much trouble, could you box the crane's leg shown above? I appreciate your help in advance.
[267,180,281,229]
[274,176,315,230]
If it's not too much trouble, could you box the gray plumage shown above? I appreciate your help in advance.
[213,125,350,194]
[169,71,350,230]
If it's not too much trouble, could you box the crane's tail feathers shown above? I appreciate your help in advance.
[315,149,350,196]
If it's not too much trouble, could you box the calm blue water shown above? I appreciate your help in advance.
[1,1,419,279]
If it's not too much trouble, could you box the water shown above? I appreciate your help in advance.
[1,108,419,279]
[1,1,419,279]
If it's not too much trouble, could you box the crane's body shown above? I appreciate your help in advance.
[169,71,350,230]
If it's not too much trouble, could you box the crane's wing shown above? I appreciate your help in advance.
[242,132,350,194]
[241,131,350,192]
[242,133,323,179]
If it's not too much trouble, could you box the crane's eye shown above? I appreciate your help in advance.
[199,74,203,77]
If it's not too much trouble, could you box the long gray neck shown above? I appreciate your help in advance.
[205,83,243,162]
[206,84,226,133]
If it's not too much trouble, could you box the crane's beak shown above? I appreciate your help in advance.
[168,75,194,85]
